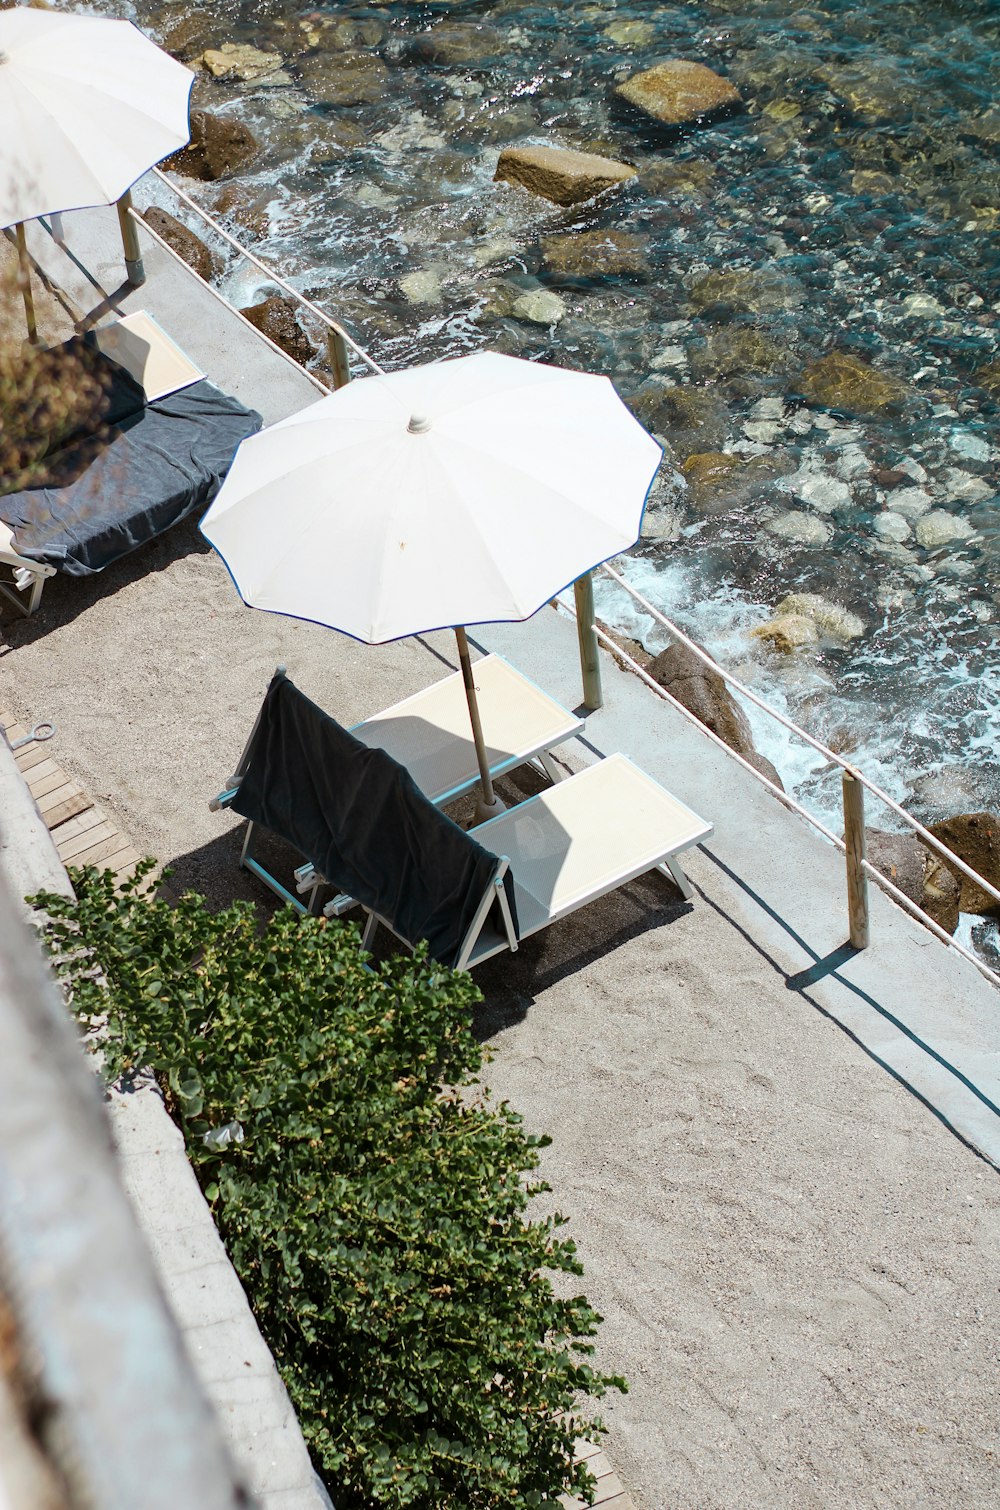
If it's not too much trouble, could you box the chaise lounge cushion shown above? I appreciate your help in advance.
[0,343,261,576]
[231,674,519,968]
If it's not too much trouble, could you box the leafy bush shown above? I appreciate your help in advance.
[33,865,624,1508]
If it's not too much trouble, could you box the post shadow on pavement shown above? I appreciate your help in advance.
[697,846,1000,1161]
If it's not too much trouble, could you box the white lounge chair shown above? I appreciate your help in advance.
[0,523,54,615]
[358,753,714,970]
[351,652,584,803]
[214,671,713,970]
[213,658,584,913]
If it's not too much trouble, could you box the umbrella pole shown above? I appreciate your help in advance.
[117,191,145,286]
[14,225,37,345]
[454,627,504,819]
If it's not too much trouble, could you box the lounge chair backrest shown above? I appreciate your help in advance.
[230,672,519,969]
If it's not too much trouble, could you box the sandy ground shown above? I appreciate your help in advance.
[2,261,998,1509]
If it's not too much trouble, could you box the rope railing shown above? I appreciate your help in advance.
[559,565,1000,991]
[148,168,384,385]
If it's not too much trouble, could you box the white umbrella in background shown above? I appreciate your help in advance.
[0,6,193,332]
[201,351,662,814]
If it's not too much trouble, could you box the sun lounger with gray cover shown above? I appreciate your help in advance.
[0,334,261,612]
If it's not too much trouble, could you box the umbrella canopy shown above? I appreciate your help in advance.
[201,351,661,812]
[201,351,661,644]
[0,7,192,229]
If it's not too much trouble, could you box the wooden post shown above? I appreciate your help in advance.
[574,571,603,711]
[326,328,351,389]
[14,224,37,345]
[843,769,870,949]
[117,190,145,286]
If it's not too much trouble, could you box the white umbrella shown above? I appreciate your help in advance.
[202,351,661,811]
[0,6,193,327]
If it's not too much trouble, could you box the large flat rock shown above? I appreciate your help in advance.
[616,59,741,127]
[495,144,636,205]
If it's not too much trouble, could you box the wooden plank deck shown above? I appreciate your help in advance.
[2,710,140,885]
[560,1431,636,1509]
[2,709,635,1508]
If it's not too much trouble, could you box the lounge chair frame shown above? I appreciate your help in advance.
[354,754,713,970]
[0,525,54,615]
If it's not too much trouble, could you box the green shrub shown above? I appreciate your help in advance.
[33,865,625,1508]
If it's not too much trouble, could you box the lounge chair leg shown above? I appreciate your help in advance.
[658,854,694,901]
[537,750,564,785]
[361,912,379,952]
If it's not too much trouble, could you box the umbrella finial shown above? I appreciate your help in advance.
[407,412,431,435]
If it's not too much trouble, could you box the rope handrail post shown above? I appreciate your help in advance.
[326,328,351,389]
[843,769,870,949]
[574,571,602,710]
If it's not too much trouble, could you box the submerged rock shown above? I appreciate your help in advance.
[399,269,444,306]
[866,831,960,935]
[915,510,976,548]
[928,812,1000,916]
[495,145,636,206]
[164,110,261,182]
[872,510,911,542]
[773,592,866,642]
[689,326,788,381]
[627,385,732,456]
[298,51,389,105]
[511,290,566,326]
[160,12,219,63]
[681,451,741,507]
[409,23,504,67]
[199,43,284,82]
[604,19,656,46]
[646,640,784,790]
[539,229,650,282]
[638,158,717,198]
[765,511,832,546]
[615,60,741,128]
[688,266,803,316]
[239,296,318,367]
[973,361,1000,396]
[141,208,221,281]
[799,352,908,416]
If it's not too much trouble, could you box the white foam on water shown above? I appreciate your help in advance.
[593,555,935,836]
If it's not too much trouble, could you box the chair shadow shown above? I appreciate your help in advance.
[0,513,215,644]
[469,871,691,1041]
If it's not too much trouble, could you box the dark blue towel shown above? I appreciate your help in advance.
[231,674,519,969]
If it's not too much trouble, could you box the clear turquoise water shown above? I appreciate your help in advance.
[138,0,999,829]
